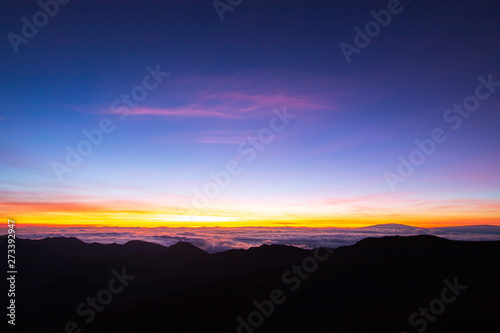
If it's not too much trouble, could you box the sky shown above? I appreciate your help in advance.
[1,0,499,229]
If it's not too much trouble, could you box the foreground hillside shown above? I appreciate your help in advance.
[2,235,500,332]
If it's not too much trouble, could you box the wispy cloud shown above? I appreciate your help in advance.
[152,130,254,144]
[99,71,338,120]
[124,106,240,119]
[115,91,329,119]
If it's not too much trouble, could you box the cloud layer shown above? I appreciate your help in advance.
[13,224,500,253]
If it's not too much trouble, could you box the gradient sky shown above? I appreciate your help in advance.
[1,0,499,228]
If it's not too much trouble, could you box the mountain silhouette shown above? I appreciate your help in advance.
[162,240,209,258]
[2,235,499,333]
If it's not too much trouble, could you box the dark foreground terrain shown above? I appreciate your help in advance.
[2,235,499,332]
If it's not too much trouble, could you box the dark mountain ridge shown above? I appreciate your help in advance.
[2,235,499,332]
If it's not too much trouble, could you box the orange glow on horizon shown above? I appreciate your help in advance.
[5,213,500,229]
[3,195,499,229]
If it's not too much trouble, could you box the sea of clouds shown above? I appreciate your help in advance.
[13,224,500,253]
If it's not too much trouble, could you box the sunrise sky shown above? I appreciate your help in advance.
[1,0,499,229]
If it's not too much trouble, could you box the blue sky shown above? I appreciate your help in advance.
[1,0,499,227]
